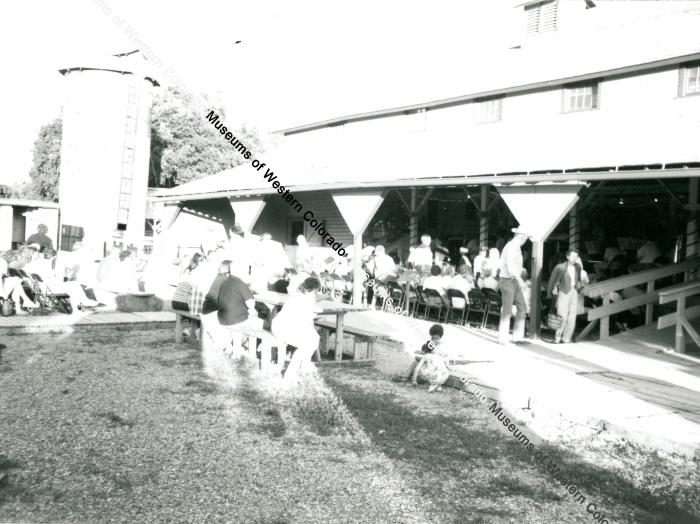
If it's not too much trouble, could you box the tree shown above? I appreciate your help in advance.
[26,117,62,202]
[149,86,264,187]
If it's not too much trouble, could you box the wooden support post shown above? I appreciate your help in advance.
[686,178,699,259]
[645,280,655,325]
[352,232,363,307]
[529,240,544,339]
[409,188,418,248]
[676,295,686,353]
[479,186,488,246]
[600,295,610,339]
[569,205,579,251]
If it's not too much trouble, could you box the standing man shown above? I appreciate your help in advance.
[457,246,472,272]
[547,249,585,344]
[498,227,532,345]
[26,224,53,253]
[407,234,434,270]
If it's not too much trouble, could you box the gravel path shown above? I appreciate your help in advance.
[0,327,698,523]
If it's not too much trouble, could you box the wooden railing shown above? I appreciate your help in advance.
[578,257,700,340]
[657,281,700,353]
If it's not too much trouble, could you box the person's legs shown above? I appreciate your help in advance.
[283,329,320,379]
[511,287,527,342]
[5,277,37,308]
[561,290,578,343]
[554,292,567,343]
[498,279,516,343]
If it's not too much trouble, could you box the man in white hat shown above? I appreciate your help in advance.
[498,227,531,344]
[457,246,472,272]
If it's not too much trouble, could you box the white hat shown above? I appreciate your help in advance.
[511,227,533,238]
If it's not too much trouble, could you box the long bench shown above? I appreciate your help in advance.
[174,310,286,371]
[174,310,377,366]
[314,318,378,360]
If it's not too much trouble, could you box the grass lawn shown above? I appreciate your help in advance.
[0,327,698,523]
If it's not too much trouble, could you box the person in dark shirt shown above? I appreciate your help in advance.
[202,261,231,315]
[200,260,232,351]
[26,224,53,253]
[218,275,255,326]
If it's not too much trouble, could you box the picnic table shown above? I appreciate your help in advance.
[253,290,366,361]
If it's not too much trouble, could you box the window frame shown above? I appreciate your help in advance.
[561,81,600,113]
[473,96,504,124]
[678,62,700,97]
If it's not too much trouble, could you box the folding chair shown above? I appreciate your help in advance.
[445,289,468,325]
[421,288,445,322]
[482,288,502,329]
[466,289,489,328]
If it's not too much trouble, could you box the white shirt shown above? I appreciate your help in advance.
[499,239,524,280]
[374,253,396,280]
[409,246,433,267]
[422,276,446,296]
[473,254,487,276]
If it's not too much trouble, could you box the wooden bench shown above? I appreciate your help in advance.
[314,318,378,360]
[174,312,286,371]
[228,324,286,372]
[174,311,203,348]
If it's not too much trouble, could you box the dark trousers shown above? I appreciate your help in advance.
[498,278,527,342]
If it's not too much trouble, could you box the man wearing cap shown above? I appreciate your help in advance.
[498,227,531,345]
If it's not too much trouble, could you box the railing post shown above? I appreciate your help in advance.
[676,295,686,353]
[601,295,610,339]
[646,280,655,325]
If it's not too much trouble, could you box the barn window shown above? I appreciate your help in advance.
[525,0,558,35]
[563,82,599,112]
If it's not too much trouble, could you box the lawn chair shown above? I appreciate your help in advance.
[421,288,445,322]
[445,289,468,325]
[466,289,489,328]
[29,273,73,314]
[482,288,502,329]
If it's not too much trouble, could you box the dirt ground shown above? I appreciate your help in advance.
[0,327,698,523]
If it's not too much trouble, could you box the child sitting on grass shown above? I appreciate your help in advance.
[406,324,450,392]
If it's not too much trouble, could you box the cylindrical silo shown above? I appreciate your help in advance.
[58,49,158,256]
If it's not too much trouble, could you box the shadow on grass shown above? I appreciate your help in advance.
[323,371,700,524]
[230,359,286,439]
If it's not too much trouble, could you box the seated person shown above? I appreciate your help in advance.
[0,257,38,312]
[406,324,449,393]
[216,267,263,355]
[171,253,204,312]
[272,276,322,380]
[422,265,448,305]
[33,249,99,313]
[373,245,397,281]
[449,266,474,301]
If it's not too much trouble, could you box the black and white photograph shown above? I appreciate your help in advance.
[1,1,700,522]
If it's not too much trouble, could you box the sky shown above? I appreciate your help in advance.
[0,0,519,187]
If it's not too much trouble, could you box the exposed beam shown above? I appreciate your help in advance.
[416,188,434,213]
[656,179,683,206]
[393,189,410,211]
[463,187,481,213]
[486,194,502,212]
